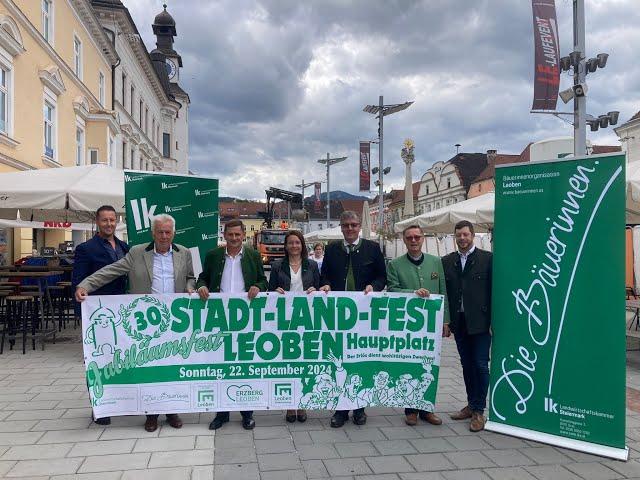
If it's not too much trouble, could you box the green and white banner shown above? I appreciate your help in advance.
[82,292,444,417]
[124,171,218,276]
[488,153,627,460]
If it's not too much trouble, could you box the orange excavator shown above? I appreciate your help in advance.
[253,187,303,266]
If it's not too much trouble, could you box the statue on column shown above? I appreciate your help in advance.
[401,138,415,218]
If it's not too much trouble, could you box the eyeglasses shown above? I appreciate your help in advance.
[341,223,360,228]
[405,236,422,241]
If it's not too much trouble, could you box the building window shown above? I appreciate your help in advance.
[130,85,134,114]
[98,72,105,106]
[144,106,148,135]
[139,99,143,125]
[447,178,451,189]
[122,140,127,168]
[89,148,98,164]
[43,101,54,158]
[436,202,440,209]
[73,36,82,79]
[42,0,53,44]
[426,185,429,195]
[75,127,84,166]
[0,67,8,134]
[479,183,482,192]
[250,225,255,231]
[151,118,155,144]
[163,133,170,157]
[121,72,126,105]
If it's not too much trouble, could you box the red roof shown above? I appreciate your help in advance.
[592,145,621,154]
[339,199,366,215]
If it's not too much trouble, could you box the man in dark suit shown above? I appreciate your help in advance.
[320,210,386,427]
[196,219,268,431]
[72,205,129,426]
[441,220,492,432]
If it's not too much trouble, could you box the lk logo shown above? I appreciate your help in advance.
[130,198,157,231]
[544,397,558,414]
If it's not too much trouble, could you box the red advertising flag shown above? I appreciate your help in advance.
[314,182,321,213]
[531,0,560,111]
[359,142,371,191]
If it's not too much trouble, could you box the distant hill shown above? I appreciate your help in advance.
[305,191,371,202]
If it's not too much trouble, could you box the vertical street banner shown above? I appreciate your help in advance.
[531,0,560,110]
[314,182,322,213]
[487,153,628,460]
[82,292,444,417]
[359,142,371,191]
[124,171,218,276]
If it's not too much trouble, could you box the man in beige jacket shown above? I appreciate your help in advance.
[76,214,195,432]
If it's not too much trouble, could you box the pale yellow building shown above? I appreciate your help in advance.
[0,0,118,260]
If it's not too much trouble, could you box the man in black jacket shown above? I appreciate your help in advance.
[441,220,492,432]
[320,210,386,427]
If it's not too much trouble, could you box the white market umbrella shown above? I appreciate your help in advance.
[0,164,125,222]
[395,193,495,234]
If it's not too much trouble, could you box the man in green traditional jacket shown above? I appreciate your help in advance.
[387,224,450,426]
[196,219,268,431]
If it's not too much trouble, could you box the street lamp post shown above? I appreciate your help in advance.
[317,153,347,229]
[294,180,316,233]
[363,96,413,247]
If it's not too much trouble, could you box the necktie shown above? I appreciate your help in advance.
[346,244,356,291]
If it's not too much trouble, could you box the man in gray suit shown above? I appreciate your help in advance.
[76,213,195,432]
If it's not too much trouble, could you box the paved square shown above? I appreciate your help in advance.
[1,334,639,479]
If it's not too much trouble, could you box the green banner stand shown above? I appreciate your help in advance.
[486,153,628,460]
[124,171,218,276]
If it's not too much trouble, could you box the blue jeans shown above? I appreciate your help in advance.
[454,329,491,413]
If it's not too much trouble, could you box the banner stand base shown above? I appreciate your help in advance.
[485,421,629,461]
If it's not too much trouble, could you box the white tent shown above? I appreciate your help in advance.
[394,193,495,234]
[0,164,124,222]
[626,162,640,224]
[304,225,376,242]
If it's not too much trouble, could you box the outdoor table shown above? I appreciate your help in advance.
[627,299,640,339]
[0,271,63,346]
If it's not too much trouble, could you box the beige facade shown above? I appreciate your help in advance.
[0,0,118,260]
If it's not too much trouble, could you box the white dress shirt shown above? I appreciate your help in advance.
[220,247,245,293]
[151,245,175,294]
[457,245,475,312]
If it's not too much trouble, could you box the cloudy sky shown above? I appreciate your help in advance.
[127,0,640,200]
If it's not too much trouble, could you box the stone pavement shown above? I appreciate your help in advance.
[2,336,640,479]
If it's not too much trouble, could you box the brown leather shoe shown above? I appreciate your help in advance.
[144,416,158,432]
[450,406,472,421]
[420,411,442,425]
[469,411,486,432]
[166,414,183,429]
[405,413,418,426]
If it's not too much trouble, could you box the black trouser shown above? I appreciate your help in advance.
[217,410,253,418]
[335,407,364,418]
[405,408,428,415]
[146,414,177,421]
[453,313,491,414]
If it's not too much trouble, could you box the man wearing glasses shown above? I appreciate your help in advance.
[387,224,450,426]
[320,210,386,427]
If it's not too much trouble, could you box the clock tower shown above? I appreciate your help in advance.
[152,4,182,83]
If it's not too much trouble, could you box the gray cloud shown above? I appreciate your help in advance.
[127,0,640,197]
